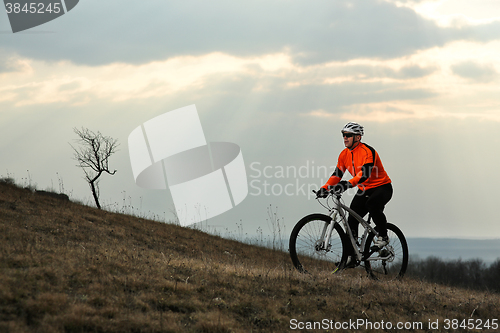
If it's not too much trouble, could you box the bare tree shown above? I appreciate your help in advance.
[71,127,118,209]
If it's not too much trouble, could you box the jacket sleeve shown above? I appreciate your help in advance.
[321,167,344,189]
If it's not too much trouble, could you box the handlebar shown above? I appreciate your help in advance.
[312,188,343,199]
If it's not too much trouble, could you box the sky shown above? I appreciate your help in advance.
[1,0,500,241]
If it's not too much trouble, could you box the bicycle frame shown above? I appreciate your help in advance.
[323,193,379,262]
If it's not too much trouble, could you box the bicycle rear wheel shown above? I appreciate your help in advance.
[363,223,408,281]
[289,213,347,274]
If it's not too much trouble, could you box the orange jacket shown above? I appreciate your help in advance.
[322,142,391,191]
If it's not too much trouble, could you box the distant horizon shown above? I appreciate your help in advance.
[407,236,500,241]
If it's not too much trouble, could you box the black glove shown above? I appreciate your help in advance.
[316,187,329,198]
[333,180,352,193]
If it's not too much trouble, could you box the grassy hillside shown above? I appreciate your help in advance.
[1,180,499,333]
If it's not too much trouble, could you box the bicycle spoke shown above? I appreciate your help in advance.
[363,223,408,281]
[289,214,347,274]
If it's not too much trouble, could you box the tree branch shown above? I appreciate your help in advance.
[71,127,119,209]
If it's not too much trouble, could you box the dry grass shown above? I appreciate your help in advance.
[0,180,499,332]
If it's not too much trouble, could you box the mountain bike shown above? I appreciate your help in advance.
[289,188,408,280]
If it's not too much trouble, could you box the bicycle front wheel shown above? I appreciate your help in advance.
[363,223,408,281]
[289,213,347,274]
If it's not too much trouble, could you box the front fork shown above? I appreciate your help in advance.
[319,211,337,251]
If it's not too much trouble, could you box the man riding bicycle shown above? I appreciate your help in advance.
[317,122,393,266]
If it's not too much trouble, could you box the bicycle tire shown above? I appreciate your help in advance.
[363,223,408,281]
[289,213,348,274]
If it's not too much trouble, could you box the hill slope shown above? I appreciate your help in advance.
[0,181,499,333]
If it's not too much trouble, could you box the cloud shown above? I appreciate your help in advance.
[386,0,500,28]
[2,38,499,129]
[396,65,437,78]
[451,60,499,82]
[2,0,500,67]
[0,53,439,119]
[0,56,30,74]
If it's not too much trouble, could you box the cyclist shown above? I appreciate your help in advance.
[317,122,393,266]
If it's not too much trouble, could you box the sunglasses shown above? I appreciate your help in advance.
[342,132,355,138]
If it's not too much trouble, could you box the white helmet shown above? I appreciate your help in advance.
[341,122,364,136]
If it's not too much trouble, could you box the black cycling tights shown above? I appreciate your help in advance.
[347,183,393,251]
